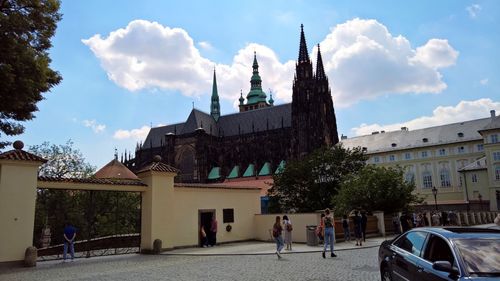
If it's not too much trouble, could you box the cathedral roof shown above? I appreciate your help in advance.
[143,103,292,149]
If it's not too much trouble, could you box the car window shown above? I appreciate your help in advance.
[454,238,500,277]
[393,231,427,256]
[423,235,454,265]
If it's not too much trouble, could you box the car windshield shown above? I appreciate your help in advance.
[454,238,500,277]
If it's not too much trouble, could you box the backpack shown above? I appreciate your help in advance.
[324,216,333,228]
[286,223,293,232]
[272,225,279,238]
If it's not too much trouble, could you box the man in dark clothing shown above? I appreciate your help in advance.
[63,222,77,261]
[361,212,368,242]
[400,213,412,233]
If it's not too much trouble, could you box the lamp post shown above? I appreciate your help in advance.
[478,193,483,211]
[432,186,438,211]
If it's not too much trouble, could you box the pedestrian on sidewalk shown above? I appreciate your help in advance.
[316,213,325,243]
[63,222,77,262]
[200,225,208,247]
[283,215,293,251]
[352,210,362,246]
[322,208,336,258]
[209,215,218,246]
[272,216,284,259]
[342,215,350,241]
[361,211,367,242]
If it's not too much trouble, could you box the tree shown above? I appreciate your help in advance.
[0,0,62,149]
[268,145,367,213]
[333,165,424,215]
[29,139,95,178]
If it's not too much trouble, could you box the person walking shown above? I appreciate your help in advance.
[272,216,284,259]
[200,225,208,247]
[209,215,218,246]
[352,211,363,246]
[316,213,325,243]
[342,215,350,241]
[63,222,77,262]
[400,212,412,233]
[392,214,401,234]
[361,211,368,242]
[322,208,336,258]
[283,215,293,251]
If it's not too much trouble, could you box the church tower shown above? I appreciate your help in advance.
[210,68,220,121]
[291,25,339,158]
[239,52,273,112]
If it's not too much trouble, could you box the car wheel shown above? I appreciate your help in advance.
[381,267,393,281]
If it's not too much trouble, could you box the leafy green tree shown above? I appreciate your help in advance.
[268,145,367,213]
[333,165,423,214]
[0,0,62,149]
[29,140,95,178]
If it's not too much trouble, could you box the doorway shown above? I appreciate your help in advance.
[199,210,215,247]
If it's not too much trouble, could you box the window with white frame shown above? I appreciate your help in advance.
[491,134,499,144]
[493,151,500,162]
[438,148,446,156]
[496,166,500,181]
[422,171,433,188]
[389,155,396,161]
[477,144,484,152]
[404,152,412,160]
[404,166,415,184]
[421,151,428,158]
[471,174,478,183]
[439,163,451,187]
[457,146,465,154]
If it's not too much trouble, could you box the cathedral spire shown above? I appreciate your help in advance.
[210,68,220,122]
[245,52,267,104]
[316,44,326,80]
[298,24,310,63]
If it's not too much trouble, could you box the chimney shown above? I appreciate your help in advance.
[341,134,348,140]
[491,110,496,118]
[401,127,408,131]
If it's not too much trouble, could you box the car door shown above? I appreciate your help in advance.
[390,231,428,281]
[417,234,458,281]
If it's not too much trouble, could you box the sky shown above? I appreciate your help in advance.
[5,0,500,169]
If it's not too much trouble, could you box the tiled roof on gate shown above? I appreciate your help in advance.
[38,176,147,186]
[136,161,179,174]
[0,149,47,163]
[174,183,260,191]
[142,103,292,149]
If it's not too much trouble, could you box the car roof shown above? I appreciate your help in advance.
[410,227,500,239]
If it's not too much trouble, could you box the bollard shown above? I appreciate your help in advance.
[24,246,37,267]
[153,239,162,254]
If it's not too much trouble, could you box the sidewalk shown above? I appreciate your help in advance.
[162,236,394,256]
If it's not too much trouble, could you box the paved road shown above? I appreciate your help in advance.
[0,246,381,281]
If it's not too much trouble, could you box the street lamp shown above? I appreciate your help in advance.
[432,186,438,211]
[478,193,483,211]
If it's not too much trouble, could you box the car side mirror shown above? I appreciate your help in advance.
[433,261,459,276]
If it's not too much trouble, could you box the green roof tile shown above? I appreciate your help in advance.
[227,165,240,179]
[243,164,255,177]
[258,162,271,176]
[275,160,286,174]
[208,167,221,180]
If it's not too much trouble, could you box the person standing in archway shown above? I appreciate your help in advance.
[209,215,218,247]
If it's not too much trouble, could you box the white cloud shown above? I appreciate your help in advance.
[198,41,213,50]
[84,18,457,108]
[350,98,500,136]
[466,4,481,18]
[480,78,489,85]
[113,125,151,141]
[82,119,106,133]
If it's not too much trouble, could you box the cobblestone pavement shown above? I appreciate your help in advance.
[0,246,381,281]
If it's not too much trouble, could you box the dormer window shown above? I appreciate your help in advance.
[422,138,428,143]
[458,132,464,138]
[391,143,397,147]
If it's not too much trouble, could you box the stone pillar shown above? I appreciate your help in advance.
[462,212,469,226]
[456,212,462,226]
[137,160,178,252]
[0,142,45,265]
[373,211,385,236]
[470,213,476,225]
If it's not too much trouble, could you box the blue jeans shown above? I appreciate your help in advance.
[324,227,335,252]
[275,236,284,252]
[63,241,74,260]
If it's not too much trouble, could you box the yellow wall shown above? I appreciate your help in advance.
[254,213,320,243]
[0,161,40,263]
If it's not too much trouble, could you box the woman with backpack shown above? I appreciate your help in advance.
[272,216,284,259]
[283,215,293,251]
[322,208,336,258]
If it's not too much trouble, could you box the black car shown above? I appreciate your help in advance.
[379,227,500,280]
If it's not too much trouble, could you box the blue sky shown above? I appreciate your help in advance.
[6,0,500,169]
